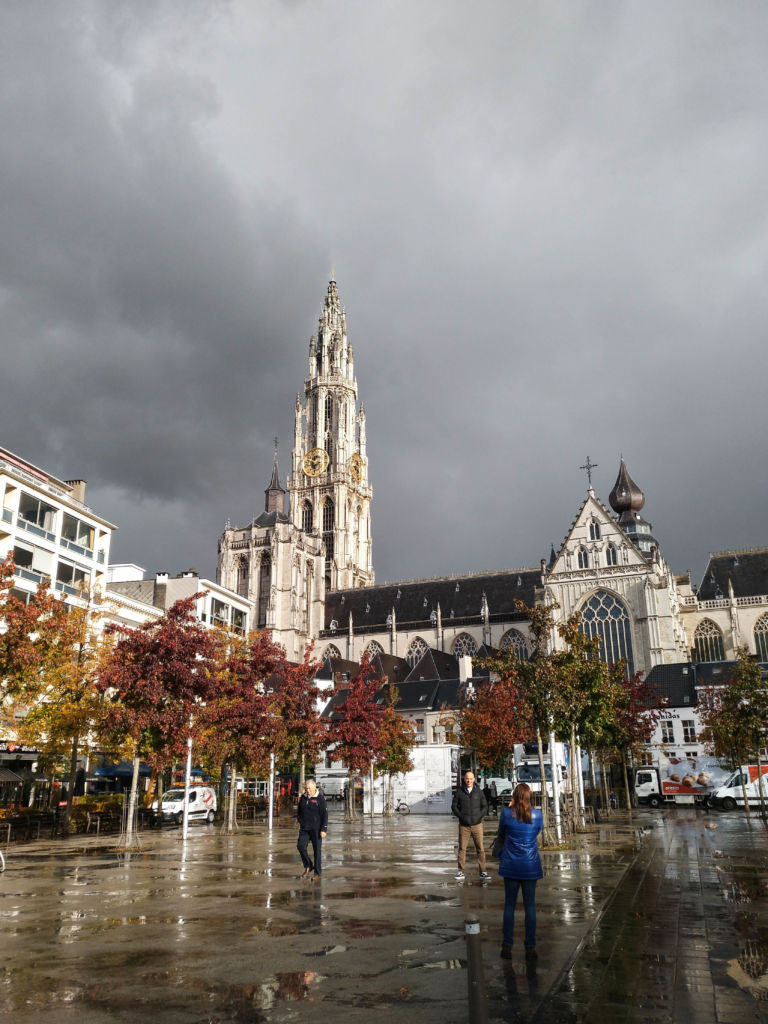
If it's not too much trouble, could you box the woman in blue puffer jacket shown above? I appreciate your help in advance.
[495,782,543,960]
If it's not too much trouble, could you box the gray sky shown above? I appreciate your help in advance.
[2,2,767,589]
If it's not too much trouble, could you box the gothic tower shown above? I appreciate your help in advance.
[288,278,374,591]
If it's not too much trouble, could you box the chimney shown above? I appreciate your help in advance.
[66,479,87,503]
[458,654,473,683]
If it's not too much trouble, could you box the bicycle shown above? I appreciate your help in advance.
[395,799,410,815]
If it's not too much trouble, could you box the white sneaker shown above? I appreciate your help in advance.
[455,870,465,880]
[479,871,490,881]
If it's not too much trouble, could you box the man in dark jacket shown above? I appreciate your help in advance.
[451,769,489,881]
[297,778,328,881]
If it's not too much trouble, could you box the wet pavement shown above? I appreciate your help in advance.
[1,808,767,1022]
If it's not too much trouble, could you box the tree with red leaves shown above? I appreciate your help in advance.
[97,595,219,845]
[459,675,531,778]
[273,648,325,791]
[327,653,386,818]
[197,629,287,831]
[374,685,416,814]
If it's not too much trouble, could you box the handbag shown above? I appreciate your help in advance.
[490,833,504,860]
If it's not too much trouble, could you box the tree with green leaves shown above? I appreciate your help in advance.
[15,587,110,832]
[698,648,768,817]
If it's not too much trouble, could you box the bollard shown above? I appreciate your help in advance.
[465,915,488,1024]
[5,823,10,848]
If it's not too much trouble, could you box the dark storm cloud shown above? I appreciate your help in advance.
[2,2,767,585]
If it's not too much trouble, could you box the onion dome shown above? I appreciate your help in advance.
[609,458,645,515]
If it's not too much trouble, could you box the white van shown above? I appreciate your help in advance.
[156,786,217,824]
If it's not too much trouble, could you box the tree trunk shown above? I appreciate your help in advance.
[570,724,579,827]
[535,725,549,832]
[345,773,355,821]
[621,749,632,822]
[758,750,767,820]
[62,733,80,834]
[226,763,238,832]
[740,767,751,818]
[123,751,141,847]
[588,748,598,808]
[299,747,306,792]
[601,756,611,811]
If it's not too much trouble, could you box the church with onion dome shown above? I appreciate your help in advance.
[217,279,768,686]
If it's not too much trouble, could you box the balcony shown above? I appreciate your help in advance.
[16,518,55,543]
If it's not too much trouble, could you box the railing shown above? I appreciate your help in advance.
[1,508,12,524]
[60,537,94,559]
[14,566,49,586]
[16,517,55,543]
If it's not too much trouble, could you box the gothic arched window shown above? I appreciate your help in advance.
[365,640,384,659]
[589,520,601,541]
[755,613,768,662]
[605,543,618,566]
[257,554,271,628]
[579,590,634,676]
[406,636,428,668]
[578,546,590,569]
[694,619,725,663]
[301,500,313,533]
[453,633,478,658]
[324,395,333,432]
[322,644,341,660]
[499,629,529,660]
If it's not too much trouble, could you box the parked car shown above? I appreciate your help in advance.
[154,786,217,824]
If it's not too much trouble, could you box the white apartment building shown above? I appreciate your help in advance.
[1,446,114,606]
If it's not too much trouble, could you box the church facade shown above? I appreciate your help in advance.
[218,279,768,676]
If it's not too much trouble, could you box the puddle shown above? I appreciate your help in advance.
[306,944,348,957]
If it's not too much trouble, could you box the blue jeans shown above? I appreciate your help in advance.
[502,877,537,948]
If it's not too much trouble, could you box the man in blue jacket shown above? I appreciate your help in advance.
[297,778,328,881]
[451,769,489,881]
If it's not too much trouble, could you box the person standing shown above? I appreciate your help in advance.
[496,782,543,960]
[451,769,489,881]
[297,778,327,881]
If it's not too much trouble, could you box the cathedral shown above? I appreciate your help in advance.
[218,279,768,677]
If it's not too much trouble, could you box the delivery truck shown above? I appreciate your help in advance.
[711,764,768,811]
[634,754,731,808]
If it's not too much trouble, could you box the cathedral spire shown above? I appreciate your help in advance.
[264,438,285,514]
[609,458,658,557]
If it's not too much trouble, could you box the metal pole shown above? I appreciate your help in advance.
[182,726,192,841]
[369,765,374,820]
[549,728,562,843]
[465,915,488,1024]
[268,753,275,830]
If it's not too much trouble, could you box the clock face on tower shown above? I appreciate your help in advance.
[348,452,364,482]
[302,447,329,477]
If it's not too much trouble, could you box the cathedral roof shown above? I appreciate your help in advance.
[696,548,768,601]
[324,569,540,632]
[251,509,289,528]
[370,652,411,684]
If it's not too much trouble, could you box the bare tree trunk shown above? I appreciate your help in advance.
[299,747,306,792]
[601,755,611,811]
[570,724,579,826]
[62,734,80,834]
[345,773,354,821]
[588,748,598,808]
[740,766,751,818]
[122,752,141,847]
[226,763,238,832]
[757,750,766,820]
[536,725,549,832]
[621,749,633,823]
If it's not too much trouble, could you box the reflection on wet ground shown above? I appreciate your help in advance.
[1,811,766,1021]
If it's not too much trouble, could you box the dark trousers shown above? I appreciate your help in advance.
[297,828,322,875]
[503,877,538,948]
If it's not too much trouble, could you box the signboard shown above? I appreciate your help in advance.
[657,753,730,797]
[0,741,40,753]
